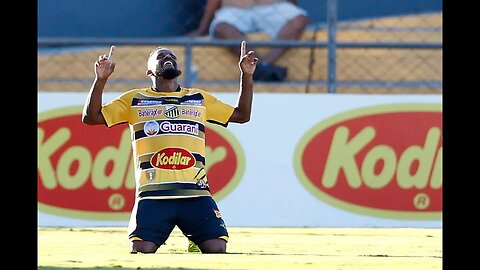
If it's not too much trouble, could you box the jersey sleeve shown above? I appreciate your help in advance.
[201,90,235,127]
[101,91,134,127]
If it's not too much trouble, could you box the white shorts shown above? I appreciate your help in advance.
[209,2,308,38]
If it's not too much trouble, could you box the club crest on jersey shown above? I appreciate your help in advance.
[144,121,160,136]
[164,105,180,119]
[150,147,196,170]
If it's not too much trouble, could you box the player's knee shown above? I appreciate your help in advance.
[199,239,227,253]
[202,246,227,253]
[131,240,159,254]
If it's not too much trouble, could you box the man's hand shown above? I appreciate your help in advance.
[95,45,116,80]
[238,41,258,75]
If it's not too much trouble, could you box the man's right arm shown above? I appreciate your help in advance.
[82,47,116,125]
[82,77,108,125]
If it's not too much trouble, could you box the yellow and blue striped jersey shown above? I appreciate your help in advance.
[101,86,235,200]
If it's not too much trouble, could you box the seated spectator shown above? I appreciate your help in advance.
[188,0,309,82]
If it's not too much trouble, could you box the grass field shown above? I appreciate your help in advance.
[38,226,442,270]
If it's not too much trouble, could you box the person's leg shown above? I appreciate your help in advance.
[127,199,176,254]
[209,7,255,58]
[243,2,308,81]
[254,3,310,65]
[213,22,247,57]
[262,14,309,65]
[198,239,227,253]
[215,21,284,81]
[177,196,229,254]
[130,240,159,254]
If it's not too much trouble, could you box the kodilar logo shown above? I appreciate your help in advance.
[294,104,442,220]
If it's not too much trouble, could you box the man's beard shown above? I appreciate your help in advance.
[157,67,181,80]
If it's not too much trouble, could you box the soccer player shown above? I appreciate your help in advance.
[82,41,257,253]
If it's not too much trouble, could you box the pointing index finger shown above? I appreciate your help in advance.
[240,40,246,57]
[107,45,115,60]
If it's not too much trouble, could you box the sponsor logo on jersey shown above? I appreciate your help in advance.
[144,121,160,136]
[181,108,202,118]
[162,98,180,104]
[138,108,163,118]
[159,121,199,135]
[136,99,163,106]
[150,147,196,170]
[213,209,222,218]
[196,179,209,189]
[181,99,202,106]
[294,104,442,220]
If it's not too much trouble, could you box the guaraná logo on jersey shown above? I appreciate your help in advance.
[38,106,245,220]
[294,104,442,220]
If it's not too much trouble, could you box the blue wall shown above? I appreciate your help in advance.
[300,0,442,26]
[38,0,207,38]
[38,0,442,38]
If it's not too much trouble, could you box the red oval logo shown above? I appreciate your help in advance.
[38,106,244,220]
[151,147,195,170]
[294,104,442,220]
[205,123,245,201]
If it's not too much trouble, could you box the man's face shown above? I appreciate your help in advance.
[150,48,182,80]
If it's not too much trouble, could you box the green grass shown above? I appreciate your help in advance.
[38,227,442,270]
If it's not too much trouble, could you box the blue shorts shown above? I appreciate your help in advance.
[127,196,229,246]
[209,2,308,38]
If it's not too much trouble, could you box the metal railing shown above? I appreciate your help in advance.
[38,36,442,94]
[38,0,442,94]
